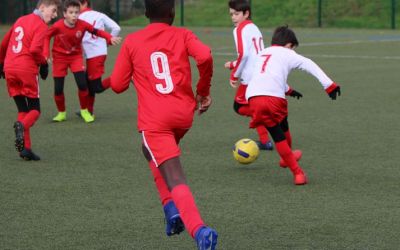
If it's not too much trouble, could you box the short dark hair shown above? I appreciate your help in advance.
[145,0,174,19]
[228,0,251,19]
[63,0,81,12]
[78,0,91,7]
[271,25,299,47]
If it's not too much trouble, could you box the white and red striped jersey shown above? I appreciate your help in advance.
[79,8,121,59]
[246,45,334,100]
[230,20,264,84]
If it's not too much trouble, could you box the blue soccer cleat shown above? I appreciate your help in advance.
[195,226,218,250]
[163,201,185,236]
[256,140,274,150]
[19,148,40,161]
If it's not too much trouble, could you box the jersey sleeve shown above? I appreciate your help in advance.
[0,26,13,64]
[185,30,213,97]
[102,13,121,37]
[83,20,112,44]
[30,24,47,65]
[43,24,58,59]
[110,40,133,93]
[291,51,334,90]
[230,25,250,81]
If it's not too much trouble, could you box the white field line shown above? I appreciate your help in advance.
[214,39,400,60]
[213,52,400,60]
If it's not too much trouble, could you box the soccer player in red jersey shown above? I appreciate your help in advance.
[44,0,121,123]
[0,0,60,160]
[107,0,218,249]
[246,26,341,185]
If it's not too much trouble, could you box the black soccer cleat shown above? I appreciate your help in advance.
[14,121,24,152]
[19,149,41,161]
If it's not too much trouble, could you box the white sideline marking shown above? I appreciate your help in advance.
[214,38,400,51]
[214,52,400,60]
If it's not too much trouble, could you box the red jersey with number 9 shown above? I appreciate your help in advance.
[0,13,47,74]
[110,23,213,131]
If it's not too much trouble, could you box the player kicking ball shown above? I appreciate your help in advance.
[107,0,218,249]
[245,25,341,185]
[44,0,121,123]
[0,0,60,160]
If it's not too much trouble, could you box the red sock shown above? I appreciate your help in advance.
[256,126,269,144]
[149,161,172,206]
[78,90,89,109]
[275,140,302,175]
[54,94,66,112]
[237,105,251,116]
[171,184,204,238]
[24,129,31,149]
[102,78,111,90]
[17,112,27,122]
[87,95,95,114]
[284,130,292,148]
[21,110,40,129]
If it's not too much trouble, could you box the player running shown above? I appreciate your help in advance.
[107,0,218,249]
[0,0,60,160]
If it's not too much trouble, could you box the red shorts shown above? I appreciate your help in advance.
[248,96,288,128]
[141,129,188,167]
[86,55,106,80]
[234,84,248,104]
[52,55,85,77]
[5,70,39,98]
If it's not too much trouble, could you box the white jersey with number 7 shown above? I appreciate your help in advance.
[246,45,334,100]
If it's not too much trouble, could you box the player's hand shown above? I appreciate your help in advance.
[196,94,212,115]
[0,63,5,79]
[39,63,49,80]
[224,61,231,69]
[110,36,122,45]
[327,85,341,100]
[46,58,52,64]
[288,89,303,99]
[229,79,240,88]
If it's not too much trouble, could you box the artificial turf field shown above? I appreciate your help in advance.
[1,26,400,249]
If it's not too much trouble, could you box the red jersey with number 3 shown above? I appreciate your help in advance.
[110,23,213,131]
[0,13,47,74]
[43,19,112,58]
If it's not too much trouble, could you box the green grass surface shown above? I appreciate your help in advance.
[122,0,400,29]
[1,26,400,249]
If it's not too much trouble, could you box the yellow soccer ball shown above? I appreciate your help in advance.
[232,138,260,164]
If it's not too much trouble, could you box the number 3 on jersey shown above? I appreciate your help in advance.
[12,26,24,54]
[150,52,174,94]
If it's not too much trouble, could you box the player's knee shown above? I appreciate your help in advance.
[27,98,41,112]
[280,117,289,132]
[266,124,286,142]
[74,71,88,91]
[141,144,152,162]
[233,101,241,114]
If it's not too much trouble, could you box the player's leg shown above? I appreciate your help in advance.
[267,124,306,185]
[86,74,96,115]
[53,77,67,121]
[13,95,28,152]
[141,144,184,236]
[142,130,217,248]
[18,97,41,161]
[73,71,94,123]
[234,101,273,150]
[278,117,302,168]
